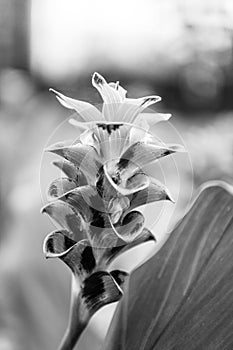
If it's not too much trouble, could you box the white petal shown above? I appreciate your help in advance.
[134,112,172,130]
[93,123,131,161]
[69,118,99,130]
[128,127,159,146]
[79,129,100,154]
[50,88,103,122]
[117,95,161,123]
[92,72,123,121]
[109,81,127,99]
[92,73,124,103]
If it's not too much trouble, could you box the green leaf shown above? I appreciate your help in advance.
[103,182,233,350]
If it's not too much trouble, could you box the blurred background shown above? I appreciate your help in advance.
[1,0,233,349]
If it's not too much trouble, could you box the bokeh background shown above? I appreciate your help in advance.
[1,0,233,349]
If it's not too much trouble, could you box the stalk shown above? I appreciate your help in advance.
[58,278,88,350]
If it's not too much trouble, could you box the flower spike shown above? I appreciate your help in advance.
[43,72,184,350]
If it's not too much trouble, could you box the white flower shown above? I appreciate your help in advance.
[50,72,171,130]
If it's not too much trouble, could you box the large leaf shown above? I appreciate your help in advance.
[104,182,233,350]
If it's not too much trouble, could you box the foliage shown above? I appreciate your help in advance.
[104,183,233,350]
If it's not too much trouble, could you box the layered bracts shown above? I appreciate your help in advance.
[42,73,184,350]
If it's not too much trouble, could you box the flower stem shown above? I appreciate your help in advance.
[57,320,86,350]
[57,277,89,350]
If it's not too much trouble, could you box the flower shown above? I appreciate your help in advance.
[42,73,184,350]
[50,72,171,130]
